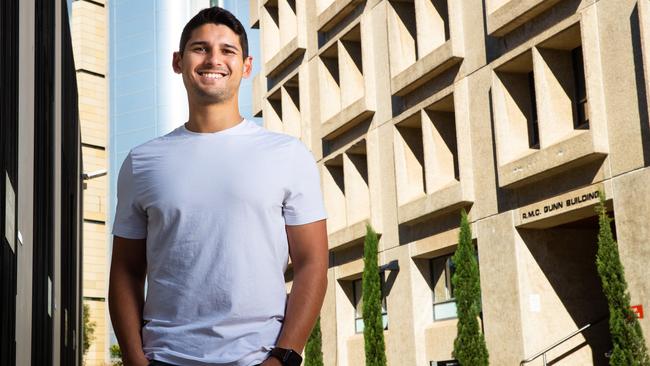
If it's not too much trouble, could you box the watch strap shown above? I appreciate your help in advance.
[270,347,302,366]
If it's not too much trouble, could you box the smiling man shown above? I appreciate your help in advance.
[108,7,329,366]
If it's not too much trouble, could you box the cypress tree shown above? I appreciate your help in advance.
[595,193,650,366]
[304,317,324,366]
[452,209,489,366]
[82,302,96,361]
[362,224,387,366]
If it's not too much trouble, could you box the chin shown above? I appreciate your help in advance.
[196,91,233,104]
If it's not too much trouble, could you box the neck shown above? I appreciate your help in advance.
[185,96,243,133]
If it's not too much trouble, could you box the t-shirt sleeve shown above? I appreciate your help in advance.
[112,152,147,239]
[282,140,328,226]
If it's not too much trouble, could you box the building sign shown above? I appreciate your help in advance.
[632,305,644,319]
[517,185,603,227]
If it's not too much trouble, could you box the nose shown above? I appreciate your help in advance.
[204,50,225,69]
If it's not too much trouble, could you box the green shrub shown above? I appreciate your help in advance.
[363,224,387,366]
[304,317,324,366]
[452,209,489,366]
[595,193,650,366]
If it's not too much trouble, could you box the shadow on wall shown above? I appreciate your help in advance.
[518,216,612,366]
[630,4,650,167]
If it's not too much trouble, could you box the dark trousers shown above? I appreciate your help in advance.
[149,360,262,366]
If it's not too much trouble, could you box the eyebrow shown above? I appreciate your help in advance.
[188,40,240,53]
[221,43,240,53]
[188,41,209,48]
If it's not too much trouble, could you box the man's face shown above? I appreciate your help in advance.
[173,23,252,104]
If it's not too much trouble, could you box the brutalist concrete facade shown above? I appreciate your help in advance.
[252,0,650,365]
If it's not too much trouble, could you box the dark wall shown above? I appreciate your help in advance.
[0,0,19,363]
[32,0,56,363]
[0,0,83,365]
[60,0,83,364]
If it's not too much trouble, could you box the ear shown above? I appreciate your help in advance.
[242,56,253,79]
[172,52,183,74]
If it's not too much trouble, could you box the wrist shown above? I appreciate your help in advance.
[264,356,283,366]
[122,352,148,366]
[269,346,303,366]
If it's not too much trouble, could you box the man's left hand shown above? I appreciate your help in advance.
[260,356,282,366]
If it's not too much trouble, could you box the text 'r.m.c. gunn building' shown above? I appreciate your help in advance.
[251,0,650,365]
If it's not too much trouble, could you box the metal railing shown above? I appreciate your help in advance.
[520,316,608,366]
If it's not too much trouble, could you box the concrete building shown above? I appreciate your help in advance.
[1,0,83,365]
[70,0,110,364]
[251,0,650,365]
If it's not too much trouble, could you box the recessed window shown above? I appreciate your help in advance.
[387,0,451,76]
[262,1,280,63]
[345,140,370,225]
[527,71,540,148]
[493,50,540,163]
[572,46,588,129]
[394,114,426,205]
[352,275,388,333]
[318,43,341,122]
[323,156,346,232]
[534,24,587,145]
[317,25,365,123]
[261,0,298,64]
[430,254,457,321]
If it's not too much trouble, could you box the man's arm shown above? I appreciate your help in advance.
[264,219,329,365]
[108,236,149,366]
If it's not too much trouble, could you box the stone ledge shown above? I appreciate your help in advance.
[487,0,564,37]
[317,0,364,32]
[328,219,371,251]
[391,41,462,97]
[321,97,374,139]
[498,131,607,188]
[335,258,364,280]
[398,182,472,226]
[410,228,460,259]
[264,37,305,78]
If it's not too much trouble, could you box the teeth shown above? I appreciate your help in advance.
[201,72,225,79]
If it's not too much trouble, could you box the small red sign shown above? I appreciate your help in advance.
[632,305,644,319]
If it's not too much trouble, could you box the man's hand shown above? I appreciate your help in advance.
[123,354,150,366]
[260,356,282,366]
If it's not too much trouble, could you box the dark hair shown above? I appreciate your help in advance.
[179,7,249,59]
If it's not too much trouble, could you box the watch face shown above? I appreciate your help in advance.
[286,350,302,366]
[272,347,303,366]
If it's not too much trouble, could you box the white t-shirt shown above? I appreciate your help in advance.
[112,119,328,366]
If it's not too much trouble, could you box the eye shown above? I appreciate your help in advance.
[194,46,207,53]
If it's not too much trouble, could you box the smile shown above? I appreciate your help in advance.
[198,71,228,79]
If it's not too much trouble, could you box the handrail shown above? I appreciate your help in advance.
[520,316,608,366]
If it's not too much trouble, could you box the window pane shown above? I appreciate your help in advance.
[448,257,456,299]
[432,256,451,302]
[382,313,388,330]
[355,318,364,333]
[434,301,457,320]
[353,279,362,318]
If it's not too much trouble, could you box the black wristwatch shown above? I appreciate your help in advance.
[269,347,302,366]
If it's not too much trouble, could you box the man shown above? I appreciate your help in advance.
[108,7,329,366]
